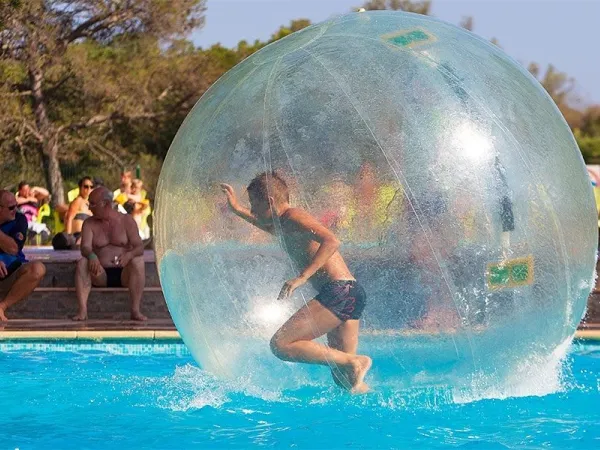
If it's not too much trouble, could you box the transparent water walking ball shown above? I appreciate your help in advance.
[155,11,597,394]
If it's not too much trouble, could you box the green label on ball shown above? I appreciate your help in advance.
[487,255,534,290]
[489,265,510,286]
[382,29,436,48]
[511,262,530,283]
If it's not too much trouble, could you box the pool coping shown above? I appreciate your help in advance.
[0,330,182,340]
[0,329,598,341]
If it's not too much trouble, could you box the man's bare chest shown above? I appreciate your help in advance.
[92,221,128,247]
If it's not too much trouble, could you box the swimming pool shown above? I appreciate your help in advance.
[0,339,598,449]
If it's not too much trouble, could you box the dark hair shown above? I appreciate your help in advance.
[78,176,93,188]
[93,177,105,187]
[247,171,289,204]
[18,181,28,190]
[52,232,76,250]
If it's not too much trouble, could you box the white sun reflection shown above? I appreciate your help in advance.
[247,300,293,336]
[254,302,289,325]
[452,122,493,162]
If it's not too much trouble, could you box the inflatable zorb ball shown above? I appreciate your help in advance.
[155,11,597,392]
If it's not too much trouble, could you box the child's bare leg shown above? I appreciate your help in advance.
[328,320,359,353]
[270,300,371,391]
[327,320,361,388]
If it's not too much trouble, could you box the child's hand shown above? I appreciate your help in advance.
[278,276,308,300]
[220,183,240,212]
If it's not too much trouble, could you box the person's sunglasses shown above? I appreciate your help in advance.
[0,204,17,211]
[82,184,94,189]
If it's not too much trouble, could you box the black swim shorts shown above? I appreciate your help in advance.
[6,260,22,278]
[315,280,367,321]
[105,267,123,288]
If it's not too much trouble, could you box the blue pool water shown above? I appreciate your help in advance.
[0,340,599,449]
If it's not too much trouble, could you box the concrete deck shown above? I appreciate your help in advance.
[0,319,179,340]
[0,318,176,331]
[23,246,156,263]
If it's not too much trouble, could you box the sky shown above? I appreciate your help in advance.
[190,0,600,105]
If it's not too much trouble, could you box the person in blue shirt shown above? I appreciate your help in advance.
[0,190,46,321]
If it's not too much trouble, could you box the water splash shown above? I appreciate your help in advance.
[453,337,573,403]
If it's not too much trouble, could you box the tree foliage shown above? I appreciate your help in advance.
[361,0,431,14]
[0,0,598,207]
[575,107,600,162]
[0,0,206,204]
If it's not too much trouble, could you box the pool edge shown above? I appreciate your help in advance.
[0,330,182,340]
[0,329,599,342]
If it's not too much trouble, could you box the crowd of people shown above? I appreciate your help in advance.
[13,171,151,248]
[0,171,152,322]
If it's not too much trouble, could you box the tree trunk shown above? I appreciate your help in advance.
[46,139,65,206]
[30,64,65,206]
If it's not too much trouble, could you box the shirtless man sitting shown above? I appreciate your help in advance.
[73,187,147,321]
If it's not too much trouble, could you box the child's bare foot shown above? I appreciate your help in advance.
[351,381,370,394]
[131,311,148,321]
[347,355,372,393]
[71,313,87,321]
[0,307,8,322]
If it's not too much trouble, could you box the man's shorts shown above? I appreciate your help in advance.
[104,267,124,288]
[0,261,24,294]
[315,280,367,321]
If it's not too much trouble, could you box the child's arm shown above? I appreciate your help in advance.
[278,208,341,299]
[220,183,273,233]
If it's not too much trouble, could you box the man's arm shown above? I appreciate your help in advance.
[0,214,27,256]
[79,220,95,259]
[0,230,19,255]
[124,215,144,257]
[286,208,340,281]
[31,186,49,198]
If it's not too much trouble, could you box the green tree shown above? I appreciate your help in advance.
[269,19,311,42]
[361,0,431,14]
[0,0,205,204]
[576,106,600,163]
[527,63,576,110]
[576,133,600,163]
[459,16,473,31]
[526,63,584,129]
[580,106,600,137]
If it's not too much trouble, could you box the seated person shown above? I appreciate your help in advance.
[0,190,46,321]
[73,187,147,321]
[64,176,94,244]
[51,231,77,251]
[16,181,51,239]
[15,181,50,223]
[113,170,132,211]
[127,178,146,204]
[128,179,150,240]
